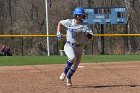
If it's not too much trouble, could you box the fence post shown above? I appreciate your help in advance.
[101,24,105,54]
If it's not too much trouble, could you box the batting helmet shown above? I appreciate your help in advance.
[73,7,85,18]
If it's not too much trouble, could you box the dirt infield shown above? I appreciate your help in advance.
[0,62,140,93]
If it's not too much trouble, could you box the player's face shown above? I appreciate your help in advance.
[77,14,85,20]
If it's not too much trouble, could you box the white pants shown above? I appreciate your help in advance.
[64,43,83,71]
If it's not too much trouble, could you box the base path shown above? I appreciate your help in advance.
[0,61,140,93]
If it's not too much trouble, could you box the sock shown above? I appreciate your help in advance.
[64,60,73,75]
[67,68,75,79]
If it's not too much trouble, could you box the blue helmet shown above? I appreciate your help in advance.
[73,7,85,17]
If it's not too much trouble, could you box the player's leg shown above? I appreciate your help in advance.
[59,44,76,81]
[67,47,83,78]
[66,46,83,86]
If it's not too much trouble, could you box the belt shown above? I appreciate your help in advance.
[66,41,82,47]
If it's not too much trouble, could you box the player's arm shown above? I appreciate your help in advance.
[57,19,70,32]
[56,22,63,40]
[57,22,62,33]
[85,25,93,40]
[56,19,70,40]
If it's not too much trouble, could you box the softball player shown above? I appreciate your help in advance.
[56,7,93,86]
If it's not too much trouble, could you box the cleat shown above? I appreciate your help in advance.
[59,73,66,81]
[67,78,72,86]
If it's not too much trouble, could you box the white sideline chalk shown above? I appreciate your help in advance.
[78,66,85,68]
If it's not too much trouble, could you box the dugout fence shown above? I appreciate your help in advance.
[0,34,140,56]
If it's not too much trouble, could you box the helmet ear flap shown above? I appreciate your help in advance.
[74,14,77,18]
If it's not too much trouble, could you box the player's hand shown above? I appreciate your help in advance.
[87,33,93,39]
[56,31,62,40]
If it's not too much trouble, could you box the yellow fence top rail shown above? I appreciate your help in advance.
[0,34,140,37]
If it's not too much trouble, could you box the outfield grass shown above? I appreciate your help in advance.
[0,55,140,66]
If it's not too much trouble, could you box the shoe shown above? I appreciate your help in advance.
[67,78,72,86]
[59,73,66,81]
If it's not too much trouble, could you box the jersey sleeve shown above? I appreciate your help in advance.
[60,19,71,28]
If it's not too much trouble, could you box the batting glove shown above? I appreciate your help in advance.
[56,31,62,40]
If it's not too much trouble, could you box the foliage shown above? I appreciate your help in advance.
[0,0,140,55]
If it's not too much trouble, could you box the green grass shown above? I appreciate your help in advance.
[81,55,140,63]
[0,55,140,66]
